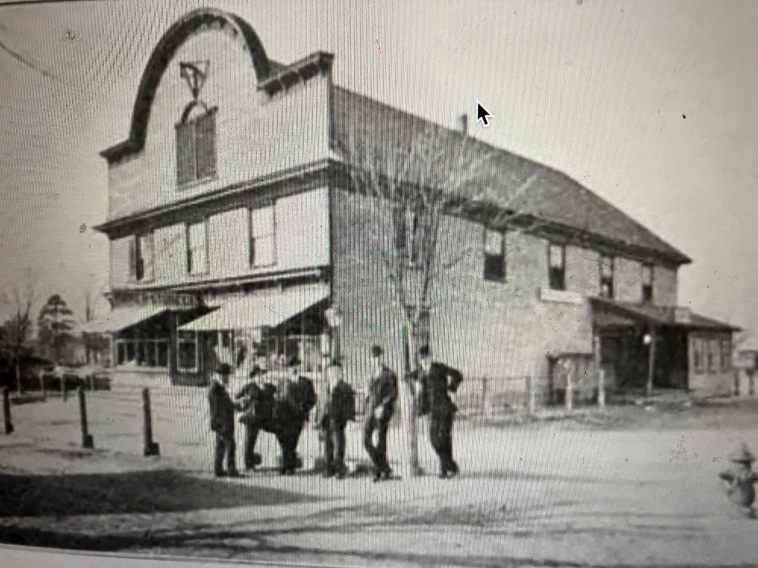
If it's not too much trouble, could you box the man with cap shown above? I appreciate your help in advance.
[719,442,758,518]
[411,344,463,479]
[208,362,240,477]
[363,345,398,482]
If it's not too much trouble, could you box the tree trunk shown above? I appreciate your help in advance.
[14,359,22,396]
[400,323,423,477]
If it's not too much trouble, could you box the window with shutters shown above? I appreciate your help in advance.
[176,109,217,187]
[249,205,276,267]
[128,233,154,282]
[186,220,208,275]
[483,229,506,282]
[548,243,566,290]
[599,255,614,298]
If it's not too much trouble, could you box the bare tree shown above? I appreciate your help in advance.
[0,281,37,395]
[338,118,547,475]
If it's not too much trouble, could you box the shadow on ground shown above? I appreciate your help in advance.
[0,469,318,517]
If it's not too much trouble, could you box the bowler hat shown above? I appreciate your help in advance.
[216,363,232,376]
[329,357,342,368]
[729,443,756,464]
[288,356,301,368]
[417,344,431,357]
[370,345,383,357]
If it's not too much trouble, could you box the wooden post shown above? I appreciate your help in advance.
[3,388,14,435]
[597,369,606,408]
[734,369,741,397]
[401,324,421,477]
[748,370,755,397]
[78,386,94,449]
[40,371,46,400]
[62,376,68,402]
[142,388,160,456]
[646,328,656,399]
[526,376,535,416]
[481,377,488,416]
[565,360,573,412]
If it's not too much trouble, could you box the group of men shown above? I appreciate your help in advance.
[207,342,464,481]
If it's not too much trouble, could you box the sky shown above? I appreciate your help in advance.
[0,0,756,339]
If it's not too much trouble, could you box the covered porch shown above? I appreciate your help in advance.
[591,298,739,396]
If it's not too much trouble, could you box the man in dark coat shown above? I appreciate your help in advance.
[236,364,266,471]
[208,363,240,477]
[412,344,463,478]
[320,359,356,479]
[363,345,398,482]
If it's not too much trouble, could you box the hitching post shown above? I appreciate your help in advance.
[3,387,14,435]
[597,369,606,408]
[78,386,94,449]
[142,388,160,456]
[565,361,574,412]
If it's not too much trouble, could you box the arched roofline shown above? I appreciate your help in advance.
[101,8,270,163]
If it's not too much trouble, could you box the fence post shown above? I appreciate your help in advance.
[749,370,755,397]
[142,388,160,456]
[734,369,741,397]
[78,386,94,449]
[481,377,488,417]
[565,364,573,413]
[3,388,13,435]
[597,369,606,408]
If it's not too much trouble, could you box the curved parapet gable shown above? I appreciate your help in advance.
[101,8,271,164]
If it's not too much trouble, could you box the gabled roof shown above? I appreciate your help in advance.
[329,86,692,266]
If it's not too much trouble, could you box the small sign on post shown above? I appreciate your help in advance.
[3,387,14,435]
[78,386,94,449]
[142,388,160,457]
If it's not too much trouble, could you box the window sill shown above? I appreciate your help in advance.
[539,287,583,305]
[178,176,218,191]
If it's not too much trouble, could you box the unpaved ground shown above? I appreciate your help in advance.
[1,386,758,567]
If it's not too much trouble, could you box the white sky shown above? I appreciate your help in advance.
[0,0,756,338]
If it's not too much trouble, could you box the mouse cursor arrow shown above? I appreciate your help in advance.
[476,102,492,127]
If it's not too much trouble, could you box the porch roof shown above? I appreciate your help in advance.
[591,297,741,332]
[178,284,329,332]
[78,305,170,334]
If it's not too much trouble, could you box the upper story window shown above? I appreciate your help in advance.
[641,263,654,302]
[483,229,506,282]
[548,243,566,290]
[187,220,208,275]
[599,255,614,298]
[176,109,217,187]
[128,232,154,282]
[250,205,276,268]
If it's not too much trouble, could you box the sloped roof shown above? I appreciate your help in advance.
[329,86,691,265]
[592,297,740,332]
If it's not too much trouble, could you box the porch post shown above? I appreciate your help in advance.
[593,331,603,406]
[646,326,656,399]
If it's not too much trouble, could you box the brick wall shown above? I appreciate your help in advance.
[330,189,595,404]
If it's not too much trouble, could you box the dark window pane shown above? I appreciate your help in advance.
[549,267,565,290]
[146,342,157,367]
[196,112,216,180]
[484,254,505,282]
[158,342,169,367]
[176,121,196,185]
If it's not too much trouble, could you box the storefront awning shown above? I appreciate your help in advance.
[78,306,170,334]
[179,284,330,332]
[591,297,741,332]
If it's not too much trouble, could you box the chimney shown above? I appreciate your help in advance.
[458,114,468,136]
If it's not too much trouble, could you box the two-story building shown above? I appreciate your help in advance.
[85,8,738,402]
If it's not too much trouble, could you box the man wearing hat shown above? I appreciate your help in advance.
[235,363,267,471]
[320,358,356,479]
[719,442,758,518]
[363,345,398,482]
[208,363,240,477]
[411,344,463,479]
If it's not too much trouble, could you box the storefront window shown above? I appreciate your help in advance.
[115,339,169,369]
[178,331,198,372]
[693,338,704,374]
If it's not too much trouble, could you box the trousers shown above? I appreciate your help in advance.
[214,431,237,474]
[429,410,456,473]
[324,416,347,474]
[363,414,391,472]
